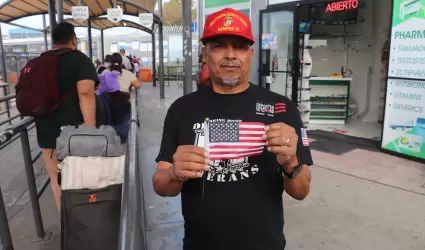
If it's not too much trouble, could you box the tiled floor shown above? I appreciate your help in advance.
[307,119,383,139]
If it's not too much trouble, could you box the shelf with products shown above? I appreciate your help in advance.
[378,41,389,123]
[309,77,351,125]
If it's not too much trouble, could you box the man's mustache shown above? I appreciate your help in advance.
[220,60,241,68]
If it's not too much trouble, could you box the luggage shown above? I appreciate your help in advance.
[61,184,122,250]
[59,156,125,250]
[56,124,125,161]
[15,48,76,117]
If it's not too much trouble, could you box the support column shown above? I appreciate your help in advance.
[87,19,93,61]
[158,0,165,99]
[56,0,64,22]
[182,0,193,95]
[47,0,56,46]
[198,0,204,49]
[151,29,156,87]
[100,30,105,63]
[0,23,10,124]
[42,15,48,51]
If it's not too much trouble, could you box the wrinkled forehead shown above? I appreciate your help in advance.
[204,35,252,47]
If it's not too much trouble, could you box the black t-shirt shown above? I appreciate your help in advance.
[35,50,105,148]
[156,84,313,250]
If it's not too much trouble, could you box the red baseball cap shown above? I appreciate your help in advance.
[200,8,255,44]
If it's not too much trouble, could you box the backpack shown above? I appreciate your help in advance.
[15,48,76,117]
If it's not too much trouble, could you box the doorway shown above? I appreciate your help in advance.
[259,7,299,103]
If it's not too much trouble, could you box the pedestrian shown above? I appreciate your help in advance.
[102,52,140,92]
[34,22,106,211]
[152,8,313,250]
[119,49,132,71]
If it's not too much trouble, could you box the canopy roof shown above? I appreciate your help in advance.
[45,17,152,34]
[0,0,157,23]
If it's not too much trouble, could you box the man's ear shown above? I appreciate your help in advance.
[202,47,207,63]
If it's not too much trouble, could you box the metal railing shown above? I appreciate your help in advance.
[0,117,48,250]
[118,86,147,250]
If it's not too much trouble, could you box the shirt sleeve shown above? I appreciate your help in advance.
[155,100,181,164]
[279,102,314,166]
[76,53,99,84]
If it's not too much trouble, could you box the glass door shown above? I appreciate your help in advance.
[259,8,298,102]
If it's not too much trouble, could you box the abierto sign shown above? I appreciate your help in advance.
[326,0,359,12]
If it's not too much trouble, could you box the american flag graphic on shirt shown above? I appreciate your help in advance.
[206,121,266,161]
[301,128,309,146]
[275,103,286,113]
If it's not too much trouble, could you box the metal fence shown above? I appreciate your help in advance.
[118,86,147,250]
[0,116,47,250]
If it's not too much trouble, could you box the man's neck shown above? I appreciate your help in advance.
[52,44,73,50]
[212,81,250,94]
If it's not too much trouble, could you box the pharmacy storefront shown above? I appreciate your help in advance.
[381,0,425,162]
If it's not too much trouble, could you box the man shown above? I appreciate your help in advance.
[119,49,132,71]
[152,8,313,250]
[35,22,105,211]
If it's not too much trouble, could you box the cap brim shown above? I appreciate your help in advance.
[201,34,255,45]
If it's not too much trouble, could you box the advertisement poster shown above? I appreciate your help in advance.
[388,0,425,79]
[382,0,425,160]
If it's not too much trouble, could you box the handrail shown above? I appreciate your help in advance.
[118,86,147,250]
[0,115,47,250]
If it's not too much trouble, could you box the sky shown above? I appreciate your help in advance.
[0,0,173,36]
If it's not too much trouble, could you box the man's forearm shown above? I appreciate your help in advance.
[152,167,183,197]
[78,93,96,126]
[284,165,311,200]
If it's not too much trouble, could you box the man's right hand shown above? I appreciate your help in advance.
[171,145,209,181]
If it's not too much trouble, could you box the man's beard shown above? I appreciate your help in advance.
[215,76,241,87]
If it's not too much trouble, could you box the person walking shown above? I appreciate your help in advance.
[34,22,105,211]
[152,8,313,250]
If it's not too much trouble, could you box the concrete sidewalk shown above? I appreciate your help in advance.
[138,83,425,250]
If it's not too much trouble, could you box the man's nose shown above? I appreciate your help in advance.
[224,45,237,59]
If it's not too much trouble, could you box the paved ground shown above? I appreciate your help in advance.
[1,82,425,249]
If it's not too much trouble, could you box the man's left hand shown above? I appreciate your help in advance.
[263,123,299,173]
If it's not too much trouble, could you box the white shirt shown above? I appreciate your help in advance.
[103,69,137,92]
[121,55,132,71]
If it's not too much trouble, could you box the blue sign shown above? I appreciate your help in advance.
[191,21,197,32]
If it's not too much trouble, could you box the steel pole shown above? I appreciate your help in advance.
[42,15,48,52]
[47,0,56,46]
[87,19,93,61]
[151,30,156,87]
[0,23,11,125]
[56,0,64,22]
[198,0,204,46]
[158,0,165,99]
[20,129,45,239]
[0,185,13,250]
[182,0,193,95]
[100,30,105,63]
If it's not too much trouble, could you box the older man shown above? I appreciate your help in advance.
[152,8,313,250]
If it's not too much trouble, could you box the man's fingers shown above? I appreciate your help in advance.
[179,152,208,165]
[176,170,203,179]
[264,122,295,132]
[179,145,208,157]
[178,161,209,172]
[266,136,297,147]
[267,145,296,156]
